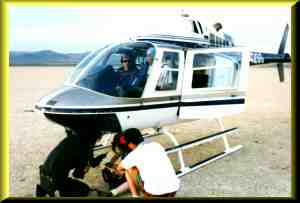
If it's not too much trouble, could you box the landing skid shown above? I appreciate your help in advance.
[93,118,242,178]
[160,118,242,178]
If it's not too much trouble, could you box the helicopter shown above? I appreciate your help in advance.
[35,13,290,178]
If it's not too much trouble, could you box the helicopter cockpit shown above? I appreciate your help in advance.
[67,42,155,98]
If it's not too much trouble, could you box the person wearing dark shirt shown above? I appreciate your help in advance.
[36,132,106,197]
[115,54,142,97]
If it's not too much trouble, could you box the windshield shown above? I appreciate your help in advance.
[72,42,154,98]
[66,44,112,84]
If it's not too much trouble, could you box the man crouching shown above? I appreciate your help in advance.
[117,128,180,197]
[96,128,180,198]
[36,130,106,197]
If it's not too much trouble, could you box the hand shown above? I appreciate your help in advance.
[116,162,125,174]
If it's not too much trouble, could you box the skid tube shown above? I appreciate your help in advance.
[160,120,242,178]
[93,119,242,178]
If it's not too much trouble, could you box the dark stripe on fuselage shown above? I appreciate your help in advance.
[37,98,245,114]
[38,102,178,114]
[181,98,245,107]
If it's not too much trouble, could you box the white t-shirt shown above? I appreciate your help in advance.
[121,141,180,195]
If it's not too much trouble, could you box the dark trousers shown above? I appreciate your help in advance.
[58,178,90,197]
[36,177,90,197]
[37,165,90,197]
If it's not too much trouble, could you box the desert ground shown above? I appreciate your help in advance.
[9,63,292,198]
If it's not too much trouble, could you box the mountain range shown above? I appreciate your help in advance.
[10,50,90,66]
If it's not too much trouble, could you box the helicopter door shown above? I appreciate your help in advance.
[142,47,185,98]
[179,47,249,119]
[140,48,184,127]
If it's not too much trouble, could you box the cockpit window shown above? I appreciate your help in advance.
[73,42,154,98]
[66,44,112,85]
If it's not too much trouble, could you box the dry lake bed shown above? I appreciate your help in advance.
[9,63,292,198]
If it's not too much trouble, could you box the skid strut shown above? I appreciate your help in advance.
[160,119,242,178]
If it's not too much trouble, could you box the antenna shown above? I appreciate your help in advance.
[181,9,189,18]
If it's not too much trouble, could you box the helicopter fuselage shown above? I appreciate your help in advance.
[35,40,249,137]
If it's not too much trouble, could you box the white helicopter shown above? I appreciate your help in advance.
[35,13,290,177]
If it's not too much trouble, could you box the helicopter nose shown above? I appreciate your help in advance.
[35,85,123,133]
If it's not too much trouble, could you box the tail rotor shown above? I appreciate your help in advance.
[277,24,289,82]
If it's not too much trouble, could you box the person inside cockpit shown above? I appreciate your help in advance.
[145,47,155,76]
[115,54,143,97]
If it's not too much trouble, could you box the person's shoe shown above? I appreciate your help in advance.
[35,184,48,197]
[96,190,113,197]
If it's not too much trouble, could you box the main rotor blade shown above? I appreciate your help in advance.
[277,63,284,82]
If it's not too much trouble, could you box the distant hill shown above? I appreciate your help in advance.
[10,50,90,66]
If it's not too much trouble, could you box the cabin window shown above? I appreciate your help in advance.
[210,33,215,44]
[155,51,179,91]
[216,37,221,47]
[192,52,241,89]
[225,40,229,47]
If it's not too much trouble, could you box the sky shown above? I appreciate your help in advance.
[9,6,292,54]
